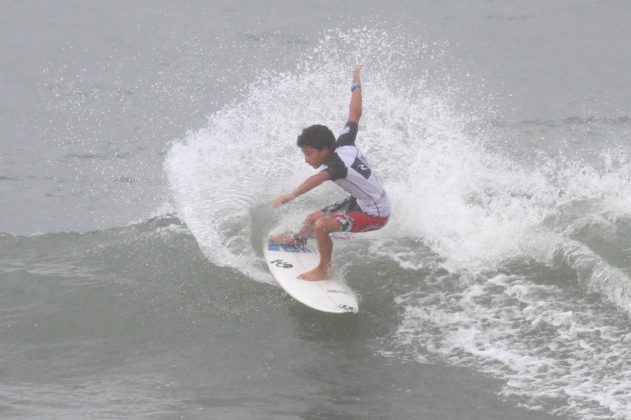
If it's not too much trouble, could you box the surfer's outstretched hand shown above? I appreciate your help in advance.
[272,193,294,208]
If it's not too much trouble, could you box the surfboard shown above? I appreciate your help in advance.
[263,240,358,314]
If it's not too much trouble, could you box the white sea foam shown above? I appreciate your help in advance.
[164,28,439,283]
[392,273,631,419]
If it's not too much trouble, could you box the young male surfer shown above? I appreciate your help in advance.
[271,64,391,281]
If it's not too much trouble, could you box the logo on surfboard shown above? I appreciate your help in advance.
[270,259,293,269]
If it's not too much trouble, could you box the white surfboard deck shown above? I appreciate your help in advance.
[263,240,358,314]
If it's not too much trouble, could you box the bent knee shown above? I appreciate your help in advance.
[314,216,342,233]
[305,211,324,225]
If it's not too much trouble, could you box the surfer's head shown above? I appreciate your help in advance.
[297,125,335,168]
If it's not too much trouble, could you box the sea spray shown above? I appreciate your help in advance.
[164,28,448,282]
[165,28,631,419]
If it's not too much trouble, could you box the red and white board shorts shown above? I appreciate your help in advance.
[321,196,389,233]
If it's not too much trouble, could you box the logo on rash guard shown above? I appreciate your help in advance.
[351,157,371,179]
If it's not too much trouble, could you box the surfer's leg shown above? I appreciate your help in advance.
[298,210,324,239]
[269,211,324,246]
[292,197,352,245]
[298,216,342,281]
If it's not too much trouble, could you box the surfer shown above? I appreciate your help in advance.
[271,64,391,281]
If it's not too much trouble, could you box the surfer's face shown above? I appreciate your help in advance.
[300,145,330,169]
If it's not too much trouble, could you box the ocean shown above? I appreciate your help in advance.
[2,1,631,418]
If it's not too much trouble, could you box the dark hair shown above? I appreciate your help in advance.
[296,124,335,151]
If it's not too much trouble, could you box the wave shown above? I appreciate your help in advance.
[163,28,631,419]
[0,214,190,276]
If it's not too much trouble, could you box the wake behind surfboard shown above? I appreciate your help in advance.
[263,239,358,314]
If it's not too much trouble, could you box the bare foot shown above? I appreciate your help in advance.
[298,266,330,281]
[268,233,302,247]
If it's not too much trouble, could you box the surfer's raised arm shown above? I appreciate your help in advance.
[348,64,363,124]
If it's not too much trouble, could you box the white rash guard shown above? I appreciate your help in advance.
[319,122,391,218]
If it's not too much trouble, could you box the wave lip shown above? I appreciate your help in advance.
[553,240,631,314]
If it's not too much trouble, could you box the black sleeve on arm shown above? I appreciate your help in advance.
[323,153,348,181]
[335,121,358,147]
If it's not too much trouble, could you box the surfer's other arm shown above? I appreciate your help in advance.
[348,64,363,124]
[272,171,330,208]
